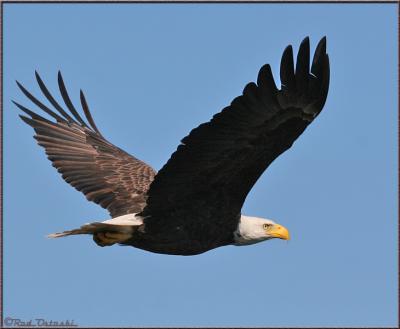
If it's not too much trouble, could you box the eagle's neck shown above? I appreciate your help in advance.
[232,215,272,246]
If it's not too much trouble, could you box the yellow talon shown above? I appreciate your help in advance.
[93,231,131,247]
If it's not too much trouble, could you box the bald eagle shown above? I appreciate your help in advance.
[14,37,329,256]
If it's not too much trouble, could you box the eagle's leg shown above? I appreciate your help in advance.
[93,232,132,247]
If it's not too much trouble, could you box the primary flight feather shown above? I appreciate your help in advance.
[15,37,329,255]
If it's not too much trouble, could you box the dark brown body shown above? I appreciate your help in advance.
[124,212,239,255]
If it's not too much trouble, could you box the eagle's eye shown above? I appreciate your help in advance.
[263,223,273,229]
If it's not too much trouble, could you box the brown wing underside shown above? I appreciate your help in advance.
[15,72,156,217]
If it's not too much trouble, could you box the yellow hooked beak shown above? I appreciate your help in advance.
[265,224,290,240]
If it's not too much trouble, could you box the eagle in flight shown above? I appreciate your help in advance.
[14,37,329,255]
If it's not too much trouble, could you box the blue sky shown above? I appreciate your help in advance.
[3,3,397,327]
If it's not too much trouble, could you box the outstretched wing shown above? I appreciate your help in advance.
[15,72,156,217]
[143,37,329,228]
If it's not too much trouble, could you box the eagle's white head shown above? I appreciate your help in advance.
[233,215,290,246]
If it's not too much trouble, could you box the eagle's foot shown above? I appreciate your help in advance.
[93,231,131,247]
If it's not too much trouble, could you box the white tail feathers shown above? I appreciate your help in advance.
[47,213,143,239]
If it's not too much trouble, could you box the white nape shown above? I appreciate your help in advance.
[233,215,276,246]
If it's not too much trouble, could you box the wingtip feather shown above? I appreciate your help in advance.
[15,80,24,90]
[295,37,311,91]
[19,114,34,126]
[311,37,328,77]
[302,36,310,44]
[280,44,295,89]
[257,64,278,95]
